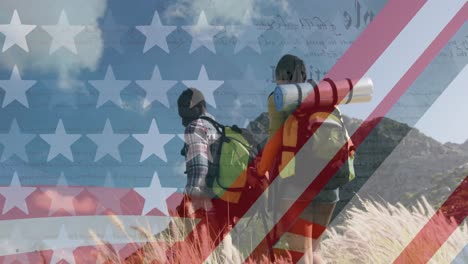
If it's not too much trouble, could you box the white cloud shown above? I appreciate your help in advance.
[164,0,292,24]
[0,1,107,89]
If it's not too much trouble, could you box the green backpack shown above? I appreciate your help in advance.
[197,116,261,204]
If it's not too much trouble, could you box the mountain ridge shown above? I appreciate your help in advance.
[246,112,468,220]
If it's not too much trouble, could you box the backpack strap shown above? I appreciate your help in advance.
[332,107,355,158]
[198,115,249,192]
[308,79,320,107]
[180,143,187,157]
[323,78,338,105]
[345,78,354,104]
[198,115,225,135]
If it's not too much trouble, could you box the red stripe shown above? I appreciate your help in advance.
[164,0,430,262]
[247,2,468,261]
[287,218,326,239]
[0,187,183,220]
[325,0,427,80]
[393,177,468,264]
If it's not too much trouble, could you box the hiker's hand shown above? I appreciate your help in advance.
[189,195,213,213]
[254,166,269,179]
[176,194,195,217]
[248,171,269,191]
[178,194,212,218]
[258,172,270,190]
[264,171,270,182]
[255,170,270,185]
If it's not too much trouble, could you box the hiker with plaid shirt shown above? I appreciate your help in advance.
[176,87,240,262]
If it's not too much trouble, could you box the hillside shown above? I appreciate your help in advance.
[246,113,468,220]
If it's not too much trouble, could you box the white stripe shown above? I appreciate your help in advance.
[414,65,468,143]
[340,0,467,126]
[209,0,467,262]
[0,215,195,256]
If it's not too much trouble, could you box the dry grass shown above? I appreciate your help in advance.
[91,196,467,263]
[321,196,467,264]
[90,216,245,263]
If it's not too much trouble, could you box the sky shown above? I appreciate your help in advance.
[412,23,468,144]
[0,0,466,188]
[414,64,468,144]
[340,21,468,144]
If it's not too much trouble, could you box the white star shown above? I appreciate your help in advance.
[40,119,80,162]
[133,119,174,162]
[49,248,77,264]
[0,10,36,52]
[0,65,36,107]
[43,225,83,264]
[134,172,177,215]
[181,11,223,53]
[42,10,85,54]
[136,65,177,108]
[0,171,35,214]
[182,65,223,108]
[227,10,264,53]
[136,10,176,53]
[0,118,35,162]
[89,65,131,107]
[87,119,128,161]
[40,173,82,216]
[100,10,128,53]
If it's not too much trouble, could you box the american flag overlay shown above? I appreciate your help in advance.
[0,0,467,263]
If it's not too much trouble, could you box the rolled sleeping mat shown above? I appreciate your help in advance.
[274,77,373,112]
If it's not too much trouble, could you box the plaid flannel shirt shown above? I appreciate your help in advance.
[183,113,221,198]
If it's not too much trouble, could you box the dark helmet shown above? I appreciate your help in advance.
[177,88,207,127]
[275,54,307,83]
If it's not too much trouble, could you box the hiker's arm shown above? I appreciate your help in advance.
[257,94,286,176]
[183,120,212,198]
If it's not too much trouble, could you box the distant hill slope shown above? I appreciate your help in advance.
[246,113,468,220]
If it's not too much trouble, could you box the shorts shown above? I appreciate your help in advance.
[280,178,340,204]
[278,199,337,241]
